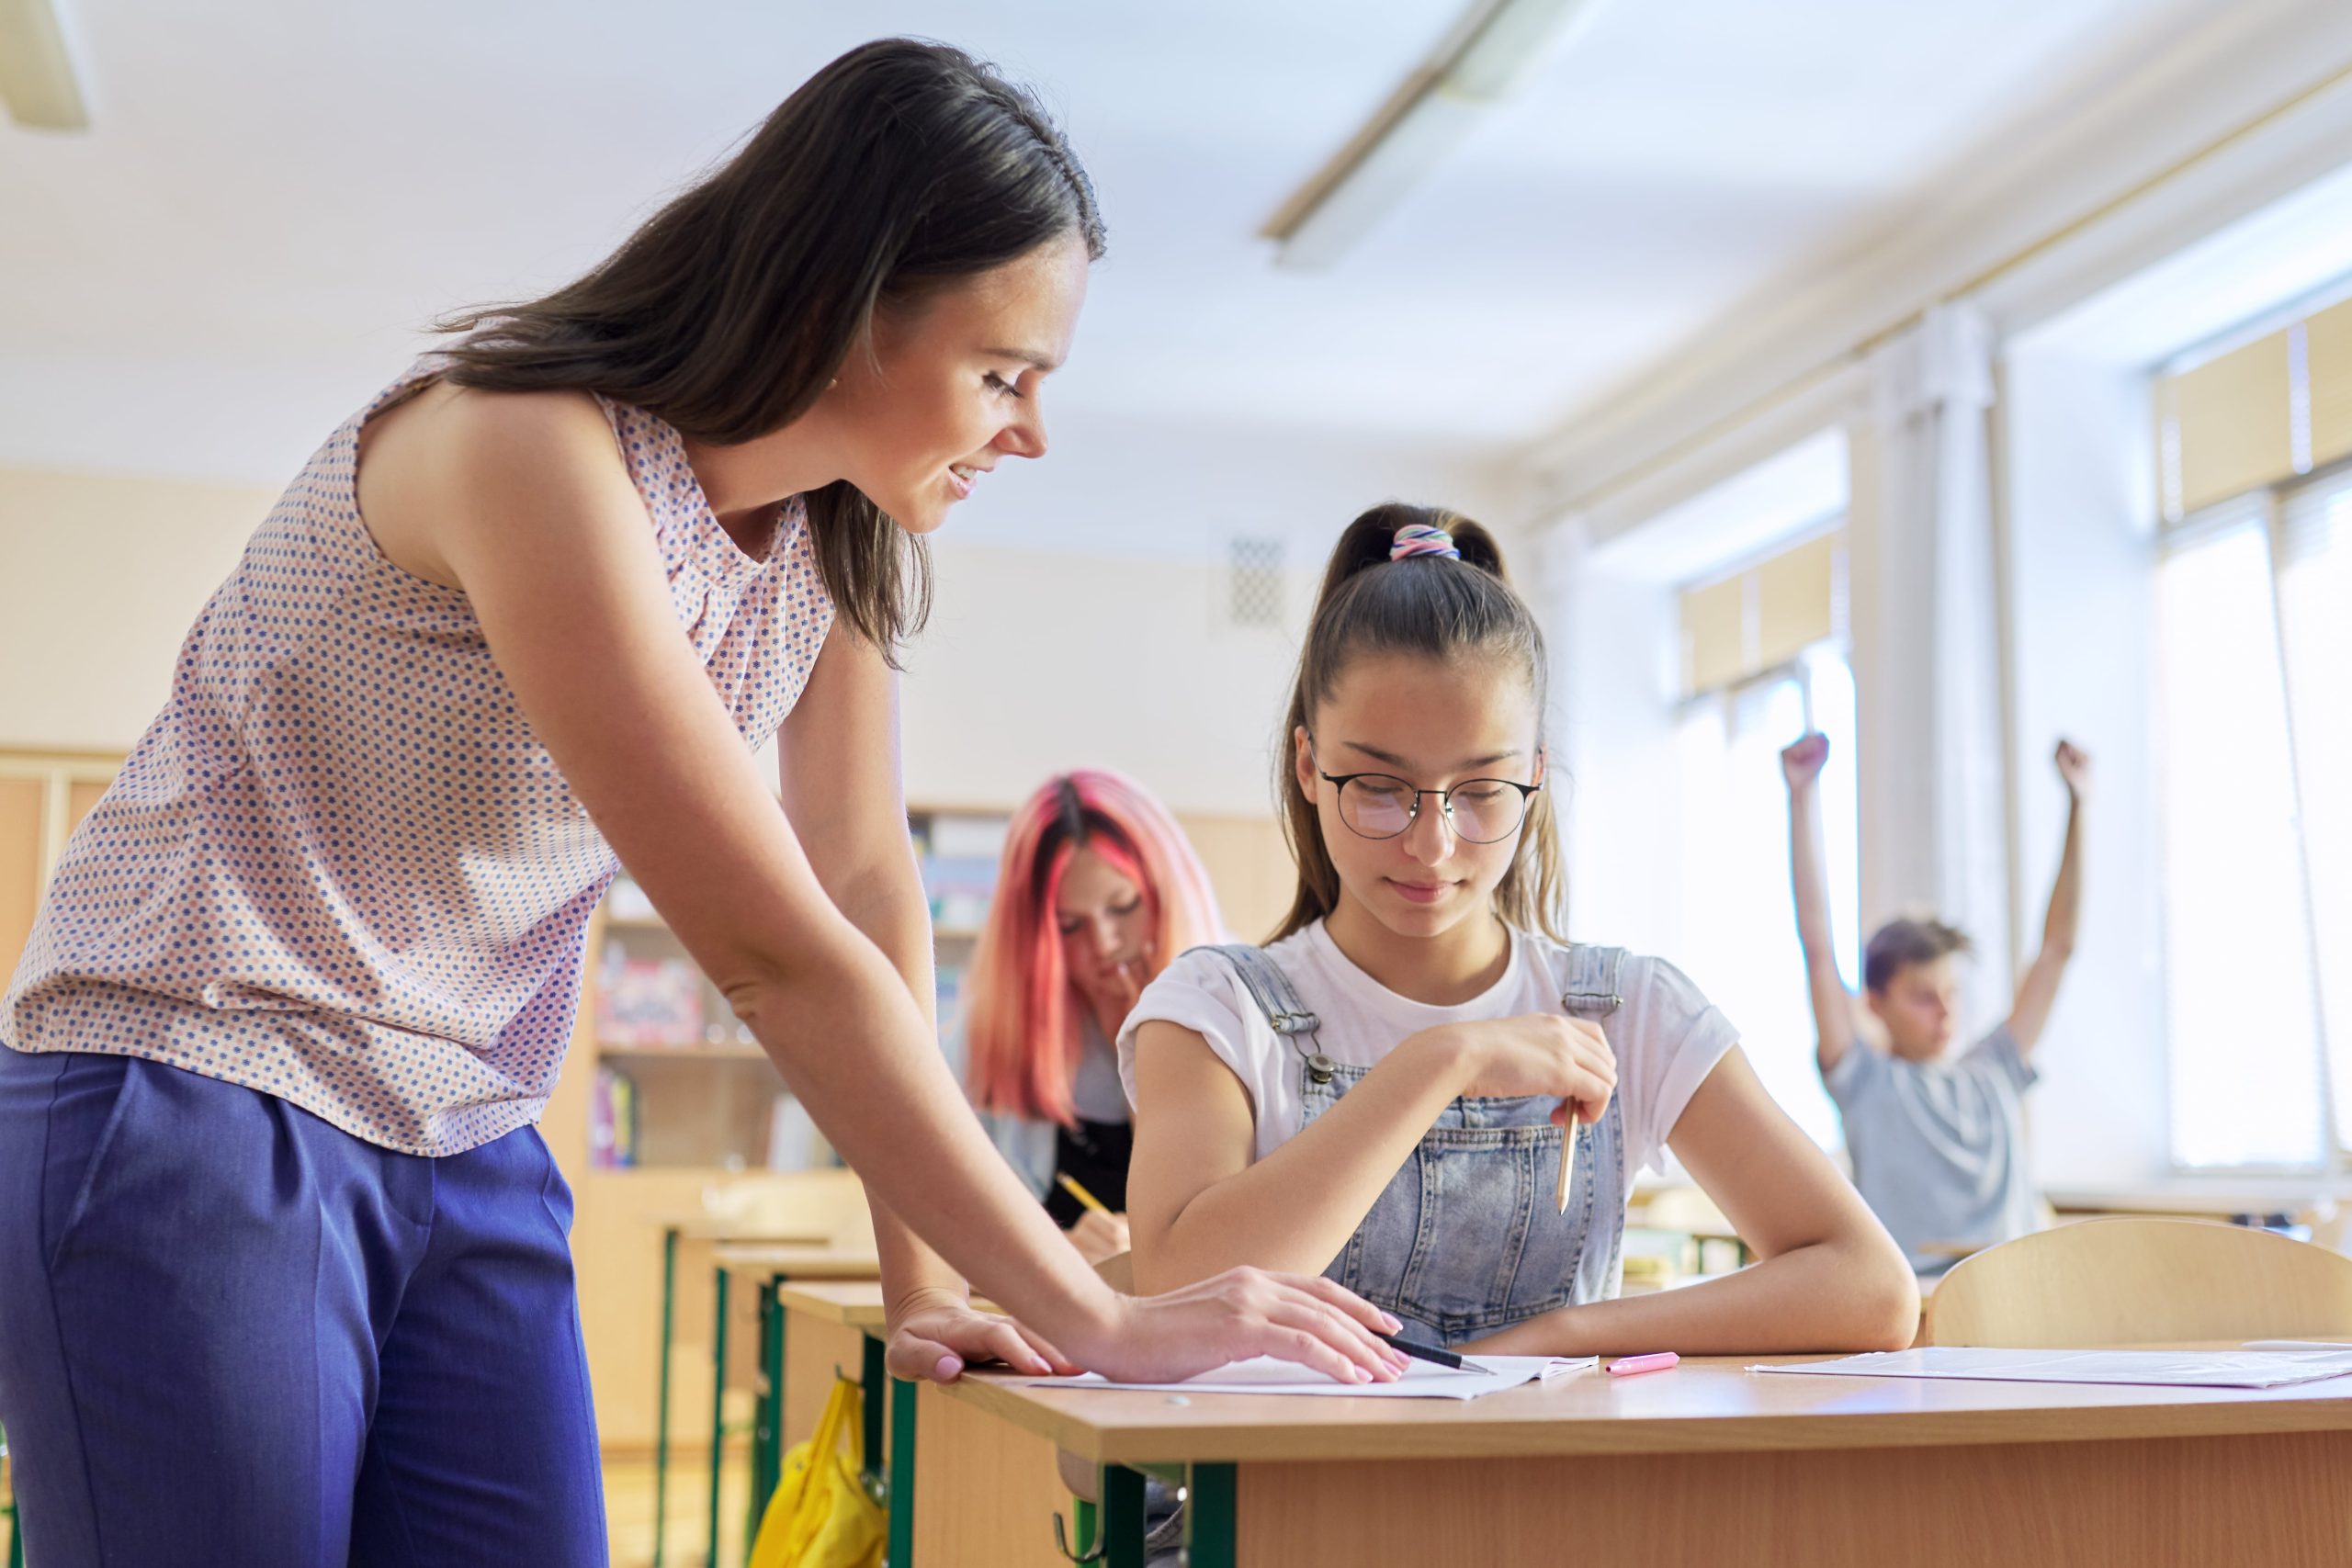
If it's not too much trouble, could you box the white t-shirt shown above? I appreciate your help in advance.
[1116,920,1739,1178]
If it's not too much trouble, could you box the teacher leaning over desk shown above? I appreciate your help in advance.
[0,39,1405,1568]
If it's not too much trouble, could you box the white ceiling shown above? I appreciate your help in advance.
[0,0,2211,494]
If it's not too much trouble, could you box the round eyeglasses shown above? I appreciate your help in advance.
[1314,763,1542,845]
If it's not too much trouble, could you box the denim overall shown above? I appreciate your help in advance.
[1201,942,1630,1347]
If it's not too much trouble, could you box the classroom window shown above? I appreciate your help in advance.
[1670,643,1856,1154]
[2154,471,2351,1170]
[2278,478,2352,1151]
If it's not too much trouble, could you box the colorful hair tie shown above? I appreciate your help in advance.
[1390,523,1460,561]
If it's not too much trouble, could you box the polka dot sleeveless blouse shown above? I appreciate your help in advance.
[1,363,835,1155]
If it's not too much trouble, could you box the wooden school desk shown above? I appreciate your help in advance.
[770,1282,911,1568]
[704,1245,881,1568]
[647,1218,834,1568]
[914,1349,2352,1567]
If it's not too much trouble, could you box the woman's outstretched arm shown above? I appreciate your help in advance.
[372,385,1404,1384]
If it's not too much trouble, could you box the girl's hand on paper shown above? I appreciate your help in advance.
[886,1287,1077,1382]
[1448,1013,1618,1127]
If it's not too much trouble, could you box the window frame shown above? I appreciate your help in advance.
[2154,460,2351,1174]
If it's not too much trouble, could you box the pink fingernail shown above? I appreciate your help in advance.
[936,1356,962,1380]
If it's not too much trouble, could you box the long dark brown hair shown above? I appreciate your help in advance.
[1272,502,1567,943]
[432,39,1105,655]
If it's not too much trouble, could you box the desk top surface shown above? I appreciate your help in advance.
[673,1221,838,1245]
[710,1243,882,1279]
[935,1346,2352,1465]
[775,1280,892,1328]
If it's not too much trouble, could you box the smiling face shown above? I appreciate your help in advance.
[1293,651,1544,944]
[820,231,1091,534]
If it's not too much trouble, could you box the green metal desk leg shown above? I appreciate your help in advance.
[888,1376,918,1568]
[1187,1463,1237,1568]
[707,1263,730,1568]
[749,1277,786,1564]
[1102,1464,1148,1568]
[653,1224,677,1568]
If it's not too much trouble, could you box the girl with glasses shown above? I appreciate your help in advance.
[1120,504,1920,1358]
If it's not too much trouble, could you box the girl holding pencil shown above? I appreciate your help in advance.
[964,770,1225,1265]
[1119,507,1921,1356]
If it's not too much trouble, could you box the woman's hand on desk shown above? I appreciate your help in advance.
[886,1286,1076,1382]
[890,1269,1408,1386]
[1076,1268,1411,1385]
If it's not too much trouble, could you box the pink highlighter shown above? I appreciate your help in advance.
[1606,1352,1680,1377]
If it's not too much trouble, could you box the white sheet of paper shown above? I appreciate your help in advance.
[1032,1353,1596,1400]
[1749,1347,2352,1389]
[2245,1339,2352,1351]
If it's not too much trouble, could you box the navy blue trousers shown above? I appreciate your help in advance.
[0,1047,606,1566]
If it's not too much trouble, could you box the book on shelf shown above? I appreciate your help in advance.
[594,950,706,1047]
[589,1066,638,1169]
[913,810,1011,933]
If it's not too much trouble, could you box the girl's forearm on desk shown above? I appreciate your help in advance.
[1462,1236,1919,1359]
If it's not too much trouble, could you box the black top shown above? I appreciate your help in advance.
[1043,1116,1133,1227]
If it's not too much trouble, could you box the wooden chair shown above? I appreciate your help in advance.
[1922,1217,2352,1347]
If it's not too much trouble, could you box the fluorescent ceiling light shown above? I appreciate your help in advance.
[1263,0,1607,269]
[0,0,91,130]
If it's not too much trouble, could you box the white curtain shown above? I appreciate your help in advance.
[1849,304,2013,1032]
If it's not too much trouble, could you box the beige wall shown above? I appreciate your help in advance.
[0,467,277,751]
[0,465,1352,818]
[903,535,1320,818]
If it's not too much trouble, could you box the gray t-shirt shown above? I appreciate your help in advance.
[1824,1025,2039,1273]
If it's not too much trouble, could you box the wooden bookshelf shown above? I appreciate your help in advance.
[597,1041,770,1062]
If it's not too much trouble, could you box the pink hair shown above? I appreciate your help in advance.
[964,769,1225,1123]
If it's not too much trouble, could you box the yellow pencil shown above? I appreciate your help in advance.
[1555,1112,1582,1213]
[1057,1172,1112,1216]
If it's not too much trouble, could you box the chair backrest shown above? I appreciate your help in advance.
[1923,1217,2352,1347]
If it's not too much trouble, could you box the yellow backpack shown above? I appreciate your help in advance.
[747,1374,887,1568]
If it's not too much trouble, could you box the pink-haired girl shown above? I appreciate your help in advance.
[963,770,1225,1265]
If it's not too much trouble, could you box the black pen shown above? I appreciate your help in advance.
[1376,1330,1495,1376]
